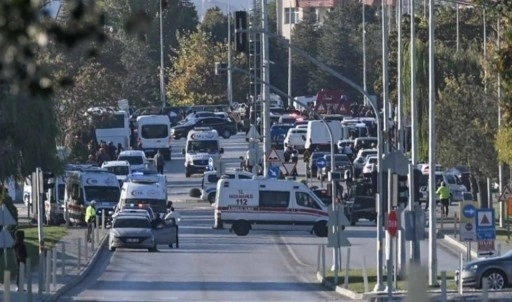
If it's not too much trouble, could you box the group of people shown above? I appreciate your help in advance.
[86,140,124,166]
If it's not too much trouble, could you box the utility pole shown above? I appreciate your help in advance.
[408,0,420,265]
[261,0,271,177]
[498,19,504,227]
[288,1,293,109]
[483,8,487,93]
[159,0,166,108]
[363,2,368,106]
[227,0,233,106]
[375,0,389,292]
[397,0,404,152]
[428,0,438,286]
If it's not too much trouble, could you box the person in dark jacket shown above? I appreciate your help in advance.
[14,230,27,291]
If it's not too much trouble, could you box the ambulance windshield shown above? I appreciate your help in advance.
[187,140,218,153]
[84,186,120,203]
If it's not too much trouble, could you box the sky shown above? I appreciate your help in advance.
[191,0,254,20]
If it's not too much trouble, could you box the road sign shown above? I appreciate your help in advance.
[459,201,477,241]
[498,185,512,202]
[303,149,310,163]
[327,206,351,248]
[0,205,16,225]
[387,210,398,237]
[268,166,280,178]
[404,208,426,241]
[282,162,297,175]
[0,205,15,248]
[477,239,495,256]
[316,157,326,169]
[208,157,214,171]
[266,149,281,163]
[475,208,496,240]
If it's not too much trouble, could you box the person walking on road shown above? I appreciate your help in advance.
[154,150,165,174]
[14,230,27,292]
[85,200,97,242]
[436,181,451,217]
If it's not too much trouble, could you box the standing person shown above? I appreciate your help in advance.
[164,201,181,248]
[154,150,165,174]
[436,181,451,217]
[85,200,96,242]
[13,230,27,292]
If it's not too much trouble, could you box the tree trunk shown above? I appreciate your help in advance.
[477,179,489,208]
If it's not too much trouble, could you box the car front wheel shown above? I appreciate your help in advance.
[482,269,507,290]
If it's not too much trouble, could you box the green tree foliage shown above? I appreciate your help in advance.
[0,0,106,180]
[167,29,242,106]
[436,74,497,179]
[313,2,365,102]
[201,7,228,44]
[291,8,321,96]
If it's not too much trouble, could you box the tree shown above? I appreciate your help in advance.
[200,7,228,44]
[167,29,244,105]
[0,0,107,180]
[436,73,497,206]
[312,3,364,102]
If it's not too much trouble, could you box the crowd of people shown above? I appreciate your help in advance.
[86,140,124,166]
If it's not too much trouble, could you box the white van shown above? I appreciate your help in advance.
[201,170,254,204]
[137,115,172,160]
[214,178,329,237]
[182,127,224,178]
[283,128,307,152]
[305,120,343,153]
[118,175,168,216]
[101,160,131,186]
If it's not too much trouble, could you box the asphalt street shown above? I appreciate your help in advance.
[55,133,465,301]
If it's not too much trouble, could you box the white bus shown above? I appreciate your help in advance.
[87,107,131,150]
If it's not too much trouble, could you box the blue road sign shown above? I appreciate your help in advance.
[316,157,326,169]
[463,204,476,218]
[268,166,280,178]
[208,157,214,171]
[475,209,496,240]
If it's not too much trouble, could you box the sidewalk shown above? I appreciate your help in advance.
[1,226,108,302]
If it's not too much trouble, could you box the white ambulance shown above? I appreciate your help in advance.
[182,127,224,177]
[64,167,120,226]
[214,178,329,237]
[200,170,254,204]
[118,175,168,216]
[136,115,172,160]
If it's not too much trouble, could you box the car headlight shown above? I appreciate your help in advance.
[466,264,478,271]
[108,210,113,215]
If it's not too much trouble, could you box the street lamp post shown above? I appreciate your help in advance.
[159,0,166,108]
[362,2,368,106]
[227,0,233,106]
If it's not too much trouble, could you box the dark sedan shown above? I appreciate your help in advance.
[170,117,237,139]
[456,250,512,290]
[319,154,352,180]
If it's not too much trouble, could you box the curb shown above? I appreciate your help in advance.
[442,234,479,259]
[42,232,109,302]
[316,272,365,300]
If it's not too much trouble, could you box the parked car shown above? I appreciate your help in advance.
[170,117,237,139]
[362,155,378,176]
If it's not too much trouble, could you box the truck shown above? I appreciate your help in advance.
[136,115,172,160]
[313,89,351,116]
[304,120,343,153]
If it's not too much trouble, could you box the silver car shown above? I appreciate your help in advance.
[455,250,512,290]
[109,216,156,252]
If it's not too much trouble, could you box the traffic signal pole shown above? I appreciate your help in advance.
[261,0,270,177]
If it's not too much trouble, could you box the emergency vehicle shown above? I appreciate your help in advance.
[201,170,254,204]
[213,179,329,237]
[44,175,67,225]
[182,127,224,177]
[136,115,172,160]
[118,174,168,216]
[64,167,120,226]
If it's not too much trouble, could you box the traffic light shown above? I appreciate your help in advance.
[235,11,248,53]
[412,168,422,203]
[397,174,409,207]
[43,172,55,190]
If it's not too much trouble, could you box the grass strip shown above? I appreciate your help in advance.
[0,226,68,281]
[324,268,457,293]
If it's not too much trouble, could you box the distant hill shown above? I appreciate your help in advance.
[191,0,254,20]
